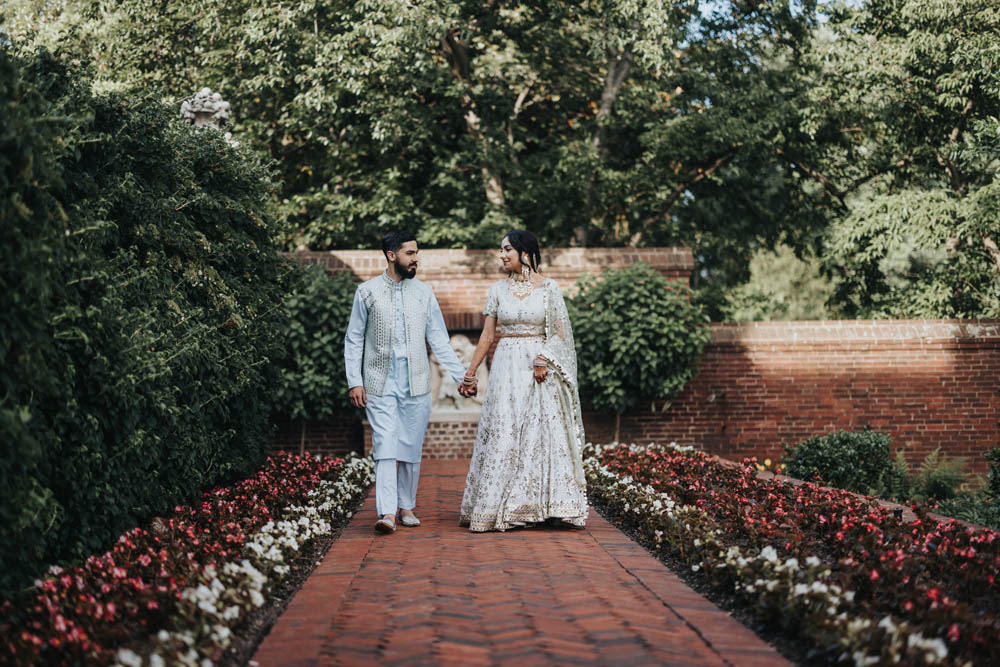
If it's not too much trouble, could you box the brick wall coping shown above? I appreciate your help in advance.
[710,319,1000,344]
[285,247,694,282]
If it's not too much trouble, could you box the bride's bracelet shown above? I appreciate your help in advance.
[533,359,548,368]
[462,375,477,385]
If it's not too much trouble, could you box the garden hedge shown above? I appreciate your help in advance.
[0,49,294,596]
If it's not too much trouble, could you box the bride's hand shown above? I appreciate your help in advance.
[533,359,548,383]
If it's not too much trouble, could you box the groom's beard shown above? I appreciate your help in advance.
[395,257,417,279]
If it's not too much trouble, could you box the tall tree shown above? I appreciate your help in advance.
[2,2,822,260]
[795,0,1000,317]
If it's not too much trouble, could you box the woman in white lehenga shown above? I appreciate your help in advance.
[459,230,588,532]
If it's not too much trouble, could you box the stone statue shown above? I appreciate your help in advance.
[180,87,231,127]
[429,334,487,411]
[180,88,238,146]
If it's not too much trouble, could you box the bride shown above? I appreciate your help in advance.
[458,230,588,532]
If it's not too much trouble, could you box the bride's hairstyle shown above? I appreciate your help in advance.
[504,229,541,273]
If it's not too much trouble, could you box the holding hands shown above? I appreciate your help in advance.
[459,371,478,398]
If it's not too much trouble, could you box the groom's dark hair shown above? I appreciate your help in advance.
[381,229,416,259]
[504,229,541,273]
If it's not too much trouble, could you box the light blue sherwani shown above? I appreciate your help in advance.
[344,271,466,516]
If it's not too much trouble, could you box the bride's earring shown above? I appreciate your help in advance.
[521,264,530,280]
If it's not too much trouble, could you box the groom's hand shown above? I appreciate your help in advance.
[349,386,367,408]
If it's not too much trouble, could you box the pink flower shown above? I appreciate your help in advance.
[947,624,960,642]
[870,569,880,582]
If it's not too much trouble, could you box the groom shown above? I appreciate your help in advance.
[344,231,474,533]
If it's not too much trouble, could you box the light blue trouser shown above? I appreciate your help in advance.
[375,459,420,517]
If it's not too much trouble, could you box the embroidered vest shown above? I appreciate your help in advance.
[358,274,432,396]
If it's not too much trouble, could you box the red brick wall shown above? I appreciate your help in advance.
[274,248,1000,475]
[270,412,361,457]
[605,320,1000,474]
[362,416,479,460]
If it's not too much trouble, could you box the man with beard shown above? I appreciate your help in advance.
[344,230,473,533]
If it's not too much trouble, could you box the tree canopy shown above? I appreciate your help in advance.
[4,0,998,318]
[804,0,1000,317]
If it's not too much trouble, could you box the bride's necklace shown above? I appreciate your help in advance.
[508,267,534,298]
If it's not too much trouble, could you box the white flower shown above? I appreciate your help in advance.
[150,654,166,667]
[116,648,143,667]
[852,651,881,667]
[759,546,778,562]
[691,565,700,572]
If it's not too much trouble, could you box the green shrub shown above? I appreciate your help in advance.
[781,430,892,495]
[880,450,914,501]
[1,50,288,596]
[911,447,966,502]
[568,262,710,428]
[933,447,1000,529]
[935,491,1000,531]
[986,446,1000,499]
[271,262,358,448]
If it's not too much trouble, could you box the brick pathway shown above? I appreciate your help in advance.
[252,460,788,666]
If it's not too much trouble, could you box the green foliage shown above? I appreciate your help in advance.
[911,447,966,502]
[781,430,893,495]
[936,491,1000,531]
[722,243,838,321]
[2,0,830,306]
[567,263,710,414]
[881,450,914,501]
[272,263,357,422]
[0,49,288,596]
[805,0,1000,317]
[784,430,971,505]
[882,446,967,503]
[937,447,1000,529]
[986,446,1000,499]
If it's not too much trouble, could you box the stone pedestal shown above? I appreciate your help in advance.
[363,410,480,459]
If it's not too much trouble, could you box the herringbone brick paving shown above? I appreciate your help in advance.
[253,460,789,666]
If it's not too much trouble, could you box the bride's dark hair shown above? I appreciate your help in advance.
[504,229,541,273]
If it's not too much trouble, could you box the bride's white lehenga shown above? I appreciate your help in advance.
[460,277,588,532]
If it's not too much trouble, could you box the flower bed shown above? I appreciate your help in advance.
[585,443,1000,666]
[1,452,374,666]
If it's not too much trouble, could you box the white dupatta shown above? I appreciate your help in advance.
[536,279,587,488]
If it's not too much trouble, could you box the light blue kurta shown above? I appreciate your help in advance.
[344,272,465,462]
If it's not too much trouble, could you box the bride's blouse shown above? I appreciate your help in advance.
[483,278,553,336]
